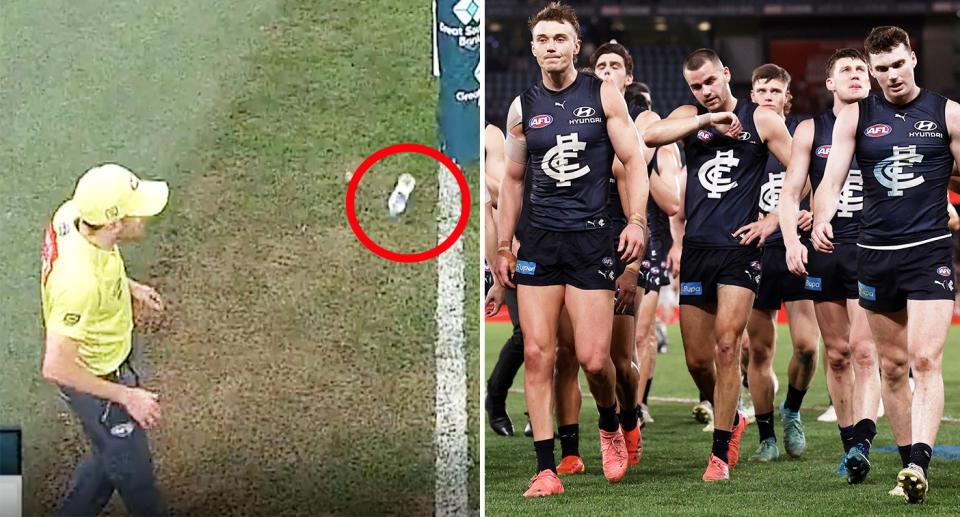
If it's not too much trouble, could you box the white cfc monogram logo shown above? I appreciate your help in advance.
[874,145,924,196]
[698,150,740,198]
[542,133,591,187]
[758,171,784,212]
[837,169,863,217]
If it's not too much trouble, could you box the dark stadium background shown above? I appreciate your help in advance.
[486,0,960,293]
[486,1,960,125]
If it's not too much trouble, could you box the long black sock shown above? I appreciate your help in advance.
[534,438,556,473]
[597,403,619,432]
[784,384,807,412]
[757,411,775,442]
[898,444,912,469]
[910,443,932,476]
[852,419,877,458]
[557,424,580,458]
[643,379,652,405]
[620,405,639,432]
[712,429,733,464]
[698,389,713,405]
[839,425,855,454]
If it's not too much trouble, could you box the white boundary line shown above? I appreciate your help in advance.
[436,163,468,516]
[504,388,960,423]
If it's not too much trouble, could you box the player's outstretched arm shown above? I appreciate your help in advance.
[602,81,649,262]
[644,105,741,147]
[781,119,814,275]
[812,102,858,252]
[495,97,526,288]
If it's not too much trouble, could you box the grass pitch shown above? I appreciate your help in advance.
[1,1,478,514]
[484,322,960,514]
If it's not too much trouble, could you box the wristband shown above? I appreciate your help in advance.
[497,246,511,253]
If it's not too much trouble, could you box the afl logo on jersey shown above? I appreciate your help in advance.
[574,106,596,118]
[697,130,712,142]
[864,124,892,137]
[938,266,951,277]
[815,145,831,158]
[529,114,553,129]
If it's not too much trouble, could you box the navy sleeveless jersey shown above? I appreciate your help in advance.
[809,110,863,243]
[682,100,770,248]
[854,89,952,246]
[758,114,808,244]
[521,73,614,232]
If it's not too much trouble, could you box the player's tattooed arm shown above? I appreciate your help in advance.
[651,144,682,216]
[484,124,506,209]
[495,96,527,289]
[812,102,859,253]
[643,104,741,146]
[602,80,649,262]
[781,119,814,275]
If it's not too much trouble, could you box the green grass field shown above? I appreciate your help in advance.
[1,1,477,514]
[485,321,960,514]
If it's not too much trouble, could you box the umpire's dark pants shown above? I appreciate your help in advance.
[486,287,524,406]
[57,361,167,516]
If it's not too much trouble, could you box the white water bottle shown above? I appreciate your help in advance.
[388,173,416,217]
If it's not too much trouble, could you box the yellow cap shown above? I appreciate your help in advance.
[72,163,169,225]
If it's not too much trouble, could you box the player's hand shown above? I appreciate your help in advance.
[733,213,776,247]
[122,387,161,429]
[784,239,809,276]
[485,282,505,317]
[666,244,682,277]
[618,224,647,263]
[710,111,742,139]
[494,250,517,289]
[130,281,164,313]
[614,268,639,314]
[798,210,814,232]
[811,221,835,253]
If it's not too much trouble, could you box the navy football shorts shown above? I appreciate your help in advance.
[514,226,616,291]
[753,242,813,310]
[857,237,955,313]
[679,246,762,306]
[804,242,859,302]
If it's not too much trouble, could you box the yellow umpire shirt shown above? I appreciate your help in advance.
[41,201,133,376]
